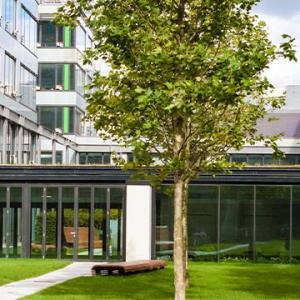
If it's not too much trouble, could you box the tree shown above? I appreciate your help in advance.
[55,1,296,299]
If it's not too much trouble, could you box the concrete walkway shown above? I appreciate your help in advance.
[0,262,102,300]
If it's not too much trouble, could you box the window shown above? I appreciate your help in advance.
[41,151,63,164]
[79,153,111,164]
[75,65,85,95]
[76,25,86,52]
[20,66,37,110]
[20,6,37,53]
[2,0,16,34]
[4,54,16,97]
[37,21,75,48]
[38,106,81,134]
[39,64,75,91]
[87,35,93,49]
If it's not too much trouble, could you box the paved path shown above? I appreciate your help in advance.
[0,262,102,300]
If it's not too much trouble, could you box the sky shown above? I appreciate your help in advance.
[253,0,300,88]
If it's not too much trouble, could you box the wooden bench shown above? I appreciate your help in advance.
[91,260,167,275]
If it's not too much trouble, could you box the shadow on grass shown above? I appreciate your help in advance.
[29,267,174,300]
[27,263,300,300]
[187,263,300,300]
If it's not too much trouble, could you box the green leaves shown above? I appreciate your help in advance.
[56,0,296,182]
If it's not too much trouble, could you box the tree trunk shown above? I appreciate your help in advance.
[174,176,189,300]
[182,179,189,288]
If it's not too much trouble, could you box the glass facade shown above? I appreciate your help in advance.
[38,106,82,135]
[37,21,75,48]
[39,63,75,91]
[156,184,300,261]
[20,66,37,110]
[20,6,37,54]
[79,152,111,165]
[0,181,299,262]
[2,185,125,260]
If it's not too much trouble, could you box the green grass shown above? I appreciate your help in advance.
[24,262,300,300]
[0,259,70,286]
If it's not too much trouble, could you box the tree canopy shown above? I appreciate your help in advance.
[56,1,296,299]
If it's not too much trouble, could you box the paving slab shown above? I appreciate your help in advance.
[0,261,104,300]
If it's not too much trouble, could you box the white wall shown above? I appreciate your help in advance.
[126,185,152,261]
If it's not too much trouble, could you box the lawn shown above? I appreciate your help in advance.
[25,262,300,300]
[0,259,70,286]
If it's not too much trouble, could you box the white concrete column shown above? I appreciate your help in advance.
[126,185,152,261]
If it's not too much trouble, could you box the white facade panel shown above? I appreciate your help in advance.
[36,91,86,111]
[126,185,152,261]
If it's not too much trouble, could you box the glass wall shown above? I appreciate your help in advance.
[220,186,253,259]
[38,21,75,48]
[256,186,290,259]
[293,187,300,259]
[20,66,37,110]
[156,184,299,261]
[188,186,218,260]
[20,6,37,54]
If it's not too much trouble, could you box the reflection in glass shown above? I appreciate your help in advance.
[293,187,300,259]
[156,188,173,256]
[46,188,59,258]
[31,188,43,258]
[61,187,74,259]
[110,188,123,259]
[220,186,253,258]
[10,188,22,257]
[94,188,106,259]
[0,188,6,257]
[188,186,218,261]
[78,188,91,259]
[256,186,290,259]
